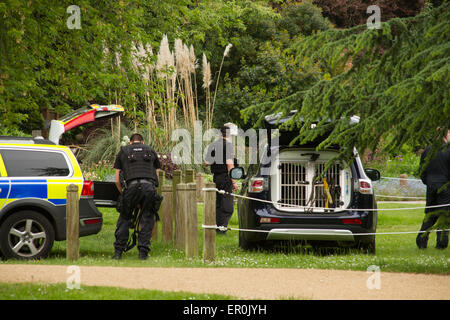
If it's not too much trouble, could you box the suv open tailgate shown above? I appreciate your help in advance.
[94,181,120,207]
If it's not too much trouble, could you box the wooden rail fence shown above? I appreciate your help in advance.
[66,169,216,262]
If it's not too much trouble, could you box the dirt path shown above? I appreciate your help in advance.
[0,264,449,299]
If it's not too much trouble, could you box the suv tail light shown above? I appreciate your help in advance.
[260,217,280,223]
[81,180,94,197]
[342,218,362,225]
[357,179,373,195]
[249,177,267,193]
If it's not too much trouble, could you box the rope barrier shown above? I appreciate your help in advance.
[201,187,450,237]
[375,194,426,200]
[201,224,450,237]
[380,176,422,182]
[202,187,448,212]
[201,176,448,238]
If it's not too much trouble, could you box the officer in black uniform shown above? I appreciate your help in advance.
[417,130,450,249]
[205,125,239,234]
[112,133,161,260]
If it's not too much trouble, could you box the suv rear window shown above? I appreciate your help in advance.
[0,149,71,177]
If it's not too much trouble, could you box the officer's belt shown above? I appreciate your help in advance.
[127,179,153,187]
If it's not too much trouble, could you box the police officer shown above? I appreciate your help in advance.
[112,133,161,260]
[205,125,239,234]
[417,130,450,249]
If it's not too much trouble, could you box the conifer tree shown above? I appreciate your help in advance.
[243,2,449,229]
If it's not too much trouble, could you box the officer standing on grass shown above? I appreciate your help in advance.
[204,125,239,234]
[112,133,162,260]
[417,129,450,249]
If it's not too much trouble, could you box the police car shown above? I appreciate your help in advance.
[0,104,124,259]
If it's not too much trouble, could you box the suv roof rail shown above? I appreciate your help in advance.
[0,136,56,145]
[264,110,361,127]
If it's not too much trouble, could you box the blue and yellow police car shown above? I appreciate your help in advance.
[0,136,103,259]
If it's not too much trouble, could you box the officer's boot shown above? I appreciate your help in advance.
[436,231,449,249]
[416,232,429,249]
[138,251,148,260]
[139,250,149,260]
[416,219,433,249]
[112,250,122,260]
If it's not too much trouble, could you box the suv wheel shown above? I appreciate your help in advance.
[239,230,258,251]
[357,236,376,255]
[0,211,55,260]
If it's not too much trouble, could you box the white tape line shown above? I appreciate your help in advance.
[201,225,450,237]
[202,187,448,212]
[375,194,426,199]
[380,176,422,182]
[201,224,228,232]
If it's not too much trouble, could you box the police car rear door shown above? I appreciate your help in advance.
[0,150,11,211]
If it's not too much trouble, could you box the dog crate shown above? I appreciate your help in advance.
[271,150,351,212]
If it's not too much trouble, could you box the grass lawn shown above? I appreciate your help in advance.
[1,202,448,274]
[0,282,235,300]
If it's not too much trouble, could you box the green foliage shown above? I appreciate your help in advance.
[312,0,426,28]
[217,1,331,129]
[245,2,449,159]
[364,145,421,178]
[0,0,332,136]
[277,1,332,37]
[0,0,197,135]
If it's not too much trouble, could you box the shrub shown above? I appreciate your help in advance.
[157,152,179,180]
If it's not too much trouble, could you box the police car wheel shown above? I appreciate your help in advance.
[0,211,55,260]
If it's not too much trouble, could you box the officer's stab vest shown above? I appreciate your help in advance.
[120,143,155,182]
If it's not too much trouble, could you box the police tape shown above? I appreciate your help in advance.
[380,176,422,182]
[375,194,426,200]
[201,224,450,236]
[201,187,447,212]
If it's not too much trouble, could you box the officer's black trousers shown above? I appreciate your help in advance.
[213,172,234,230]
[416,187,450,249]
[114,182,157,254]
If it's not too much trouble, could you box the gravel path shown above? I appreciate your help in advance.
[0,264,449,300]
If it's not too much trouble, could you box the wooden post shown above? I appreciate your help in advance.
[185,169,195,183]
[161,185,173,243]
[196,172,204,202]
[157,170,165,193]
[175,183,187,250]
[400,174,408,189]
[203,182,216,263]
[185,182,198,259]
[66,184,79,261]
[152,170,165,241]
[172,170,182,243]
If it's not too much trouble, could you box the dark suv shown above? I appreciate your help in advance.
[231,112,380,253]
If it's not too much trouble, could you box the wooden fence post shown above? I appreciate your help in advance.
[185,169,194,183]
[152,170,165,241]
[161,185,173,243]
[185,182,198,259]
[400,174,408,189]
[196,172,204,202]
[66,184,79,261]
[203,182,216,263]
[175,183,187,250]
[172,170,182,243]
